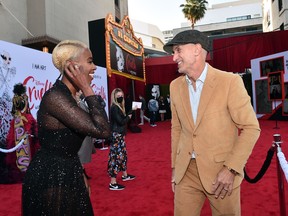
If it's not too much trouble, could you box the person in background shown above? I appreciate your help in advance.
[163,30,260,216]
[158,95,167,122]
[5,83,39,182]
[138,94,150,125]
[165,94,171,119]
[125,94,134,128]
[76,91,97,180]
[148,95,159,127]
[108,88,136,191]
[22,40,111,216]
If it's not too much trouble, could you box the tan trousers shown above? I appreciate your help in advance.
[174,159,241,216]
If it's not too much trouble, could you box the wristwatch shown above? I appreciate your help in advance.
[224,165,238,175]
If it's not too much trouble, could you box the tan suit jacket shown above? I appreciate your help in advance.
[170,64,260,194]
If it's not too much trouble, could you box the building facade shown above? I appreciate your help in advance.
[0,0,128,52]
[129,19,166,56]
[163,0,263,43]
[263,0,288,31]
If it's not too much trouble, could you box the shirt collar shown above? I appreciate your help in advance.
[185,63,208,85]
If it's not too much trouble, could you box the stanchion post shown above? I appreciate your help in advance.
[273,134,286,216]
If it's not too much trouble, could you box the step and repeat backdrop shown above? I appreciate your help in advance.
[0,40,108,148]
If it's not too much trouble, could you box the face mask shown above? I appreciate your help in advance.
[116,96,123,103]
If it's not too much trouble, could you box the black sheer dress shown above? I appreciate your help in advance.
[22,80,110,216]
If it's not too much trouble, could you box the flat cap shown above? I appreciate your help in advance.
[163,30,210,53]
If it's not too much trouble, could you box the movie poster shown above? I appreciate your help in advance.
[0,40,108,148]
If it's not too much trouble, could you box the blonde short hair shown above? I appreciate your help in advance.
[52,40,88,73]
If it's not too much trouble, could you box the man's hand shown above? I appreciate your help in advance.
[211,166,236,199]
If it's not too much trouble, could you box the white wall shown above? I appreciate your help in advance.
[0,0,128,47]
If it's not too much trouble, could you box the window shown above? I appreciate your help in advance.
[278,0,283,11]
[115,0,119,7]
[211,31,223,35]
[246,27,258,31]
[266,10,271,26]
[227,15,251,22]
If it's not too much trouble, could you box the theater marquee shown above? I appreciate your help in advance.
[105,14,145,82]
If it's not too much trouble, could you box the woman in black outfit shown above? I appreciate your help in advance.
[22,40,111,215]
[108,88,136,190]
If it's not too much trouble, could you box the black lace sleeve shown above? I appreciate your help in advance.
[38,82,111,139]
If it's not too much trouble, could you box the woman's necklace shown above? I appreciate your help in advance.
[72,93,81,106]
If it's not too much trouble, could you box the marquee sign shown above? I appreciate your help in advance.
[105,14,145,82]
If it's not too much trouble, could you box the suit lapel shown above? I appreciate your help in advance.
[195,66,217,129]
[179,76,196,128]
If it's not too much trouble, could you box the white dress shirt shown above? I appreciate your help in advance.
[185,63,208,158]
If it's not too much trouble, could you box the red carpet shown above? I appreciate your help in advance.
[0,120,287,215]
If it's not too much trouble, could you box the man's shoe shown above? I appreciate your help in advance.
[109,183,125,191]
[122,174,136,181]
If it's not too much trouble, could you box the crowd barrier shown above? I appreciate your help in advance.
[0,134,31,153]
[245,134,287,216]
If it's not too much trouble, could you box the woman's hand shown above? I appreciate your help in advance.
[64,62,94,96]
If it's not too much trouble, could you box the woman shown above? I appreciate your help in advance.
[22,40,111,215]
[108,88,136,191]
[5,83,39,182]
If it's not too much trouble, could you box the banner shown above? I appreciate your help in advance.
[0,40,108,148]
[91,66,109,115]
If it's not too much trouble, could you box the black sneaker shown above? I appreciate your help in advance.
[122,174,136,181]
[109,183,125,191]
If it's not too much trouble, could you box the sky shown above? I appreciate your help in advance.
[128,0,235,31]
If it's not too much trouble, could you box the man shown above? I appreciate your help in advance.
[148,95,159,127]
[163,30,260,216]
[165,94,171,119]
[138,95,150,125]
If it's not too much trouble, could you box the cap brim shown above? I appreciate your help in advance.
[163,42,174,54]
[163,41,185,54]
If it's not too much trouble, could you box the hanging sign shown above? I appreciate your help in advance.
[105,13,145,82]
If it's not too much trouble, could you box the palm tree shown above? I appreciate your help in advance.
[180,0,208,29]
